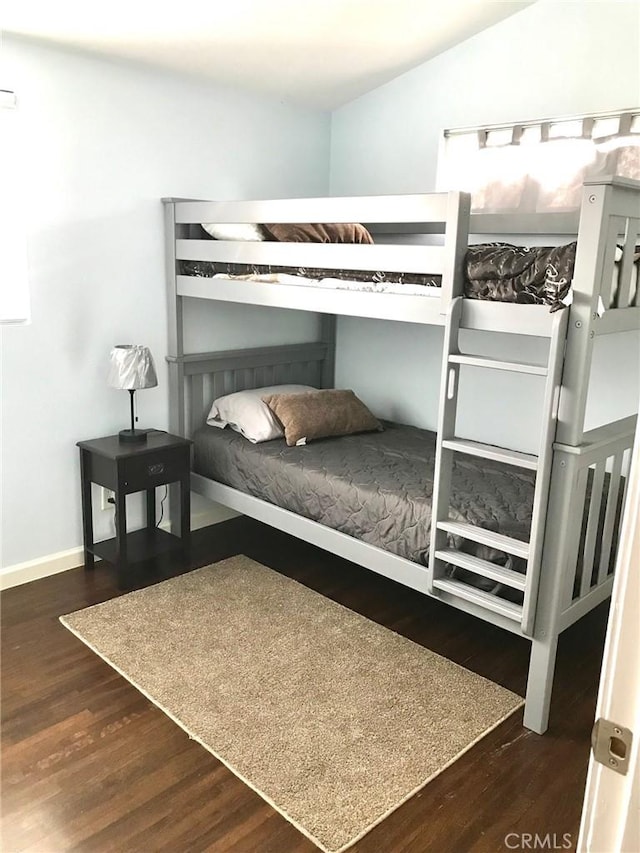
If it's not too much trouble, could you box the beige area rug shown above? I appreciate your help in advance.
[61,555,522,852]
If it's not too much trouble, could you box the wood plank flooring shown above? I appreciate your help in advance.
[1,518,608,852]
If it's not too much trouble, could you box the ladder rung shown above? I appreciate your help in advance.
[442,439,539,470]
[433,577,524,622]
[434,548,527,591]
[437,520,530,560]
[448,354,548,376]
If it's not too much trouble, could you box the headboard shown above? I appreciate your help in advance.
[166,340,333,438]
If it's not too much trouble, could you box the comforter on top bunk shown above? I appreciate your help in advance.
[183,218,637,308]
[181,221,583,304]
[193,420,534,595]
[465,242,639,310]
[464,242,577,311]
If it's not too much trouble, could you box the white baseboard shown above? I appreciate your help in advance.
[0,506,239,591]
[0,547,85,591]
[190,504,239,530]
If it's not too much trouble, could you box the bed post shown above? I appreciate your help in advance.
[163,199,187,535]
[523,447,579,733]
[440,191,470,315]
[556,181,614,446]
[320,314,337,388]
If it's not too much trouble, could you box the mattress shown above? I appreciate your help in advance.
[193,421,535,583]
[180,242,638,307]
[179,260,441,294]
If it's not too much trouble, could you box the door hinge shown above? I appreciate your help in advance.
[591,717,633,776]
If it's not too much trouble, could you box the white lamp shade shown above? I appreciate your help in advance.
[108,345,158,390]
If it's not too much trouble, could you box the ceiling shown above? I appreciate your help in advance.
[2,0,536,110]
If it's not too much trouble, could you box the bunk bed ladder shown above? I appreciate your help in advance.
[428,297,569,636]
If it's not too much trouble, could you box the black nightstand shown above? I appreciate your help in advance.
[77,431,192,589]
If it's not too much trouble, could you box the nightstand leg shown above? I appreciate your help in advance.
[115,487,128,589]
[79,449,94,571]
[180,474,191,558]
[146,488,155,529]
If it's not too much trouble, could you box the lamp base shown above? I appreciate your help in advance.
[118,428,149,443]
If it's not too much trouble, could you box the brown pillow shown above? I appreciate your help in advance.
[262,389,382,447]
[262,222,374,244]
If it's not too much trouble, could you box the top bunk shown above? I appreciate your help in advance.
[163,176,640,337]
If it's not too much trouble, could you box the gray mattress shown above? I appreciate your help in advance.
[193,421,535,579]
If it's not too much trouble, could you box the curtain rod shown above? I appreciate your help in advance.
[444,106,639,138]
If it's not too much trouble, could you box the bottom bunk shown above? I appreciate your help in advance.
[168,342,636,734]
[192,415,627,623]
[193,419,534,603]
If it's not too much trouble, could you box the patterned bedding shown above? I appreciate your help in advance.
[464,242,577,311]
[181,220,442,292]
[193,421,535,588]
[181,234,637,307]
[464,242,639,311]
[179,260,442,292]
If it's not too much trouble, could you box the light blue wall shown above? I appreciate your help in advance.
[3,2,639,571]
[330,0,640,449]
[0,36,330,570]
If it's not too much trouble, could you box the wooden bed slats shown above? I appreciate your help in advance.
[555,429,633,612]
[564,466,591,606]
[169,343,330,437]
[598,216,626,310]
[596,451,625,586]
[615,217,639,309]
[579,460,607,599]
[567,450,626,604]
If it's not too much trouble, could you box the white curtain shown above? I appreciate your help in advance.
[1,90,30,324]
[441,111,640,214]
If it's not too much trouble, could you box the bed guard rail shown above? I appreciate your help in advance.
[536,413,637,637]
[164,191,471,316]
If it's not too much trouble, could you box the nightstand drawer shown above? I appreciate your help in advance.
[121,447,189,492]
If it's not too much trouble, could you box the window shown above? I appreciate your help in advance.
[1,89,30,324]
[439,109,640,214]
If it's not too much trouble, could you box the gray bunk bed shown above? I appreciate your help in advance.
[163,176,639,735]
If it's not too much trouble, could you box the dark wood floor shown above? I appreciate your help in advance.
[2,518,607,852]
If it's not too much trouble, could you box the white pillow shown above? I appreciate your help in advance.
[201,223,265,241]
[206,385,316,443]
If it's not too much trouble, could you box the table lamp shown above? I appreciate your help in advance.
[108,344,158,442]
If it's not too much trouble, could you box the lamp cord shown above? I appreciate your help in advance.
[157,486,168,527]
